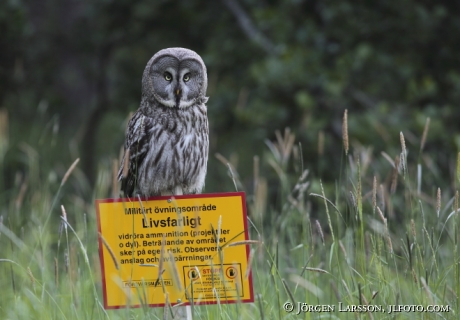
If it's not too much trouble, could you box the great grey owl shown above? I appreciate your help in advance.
[117,48,209,197]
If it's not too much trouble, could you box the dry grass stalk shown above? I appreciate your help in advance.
[245,248,255,279]
[455,191,459,215]
[360,294,374,320]
[436,188,441,218]
[302,267,330,274]
[342,109,349,155]
[274,128,296,166]
[60,205,68,232]
[390,156,399,194]
[379,184,385,212]
[289,274,323,298]
[420,277,434,305]
[282,278,295,304]
[167,251,182,291]
[400,131,407,156]
[399,132,407,177]
[410,219,417,242]
[163,292,170,320]
[356,157,362,216]
[420,117,430,152]
[315,220,325,246]
[376,206,385,223]
[320,180,335,242]
[0,108,8,135]
[253,155,259,195]
[228,240,262,247]
[15,179,28,210]
[411,268,418,285]
[381,151,395,167]
[98,232,119,270]
[371,291,379,300]
[341,279,352,299]
[54,257,59,286]
[158,234,166,280]
[349,191,357,213]
[112,159,119,198]
[0,108,8,153]
[372,176,377,214]
[122,149,130,179]
[338,240,348,260]
[330,280,340,301]
[376,206,393,252]
[384,218,393,253]
[254,177,267,219]
[27,267,35,290]
[215,152,242,191]
[61,158,80,186]
[457,152,460,185]
[64,249,69,273]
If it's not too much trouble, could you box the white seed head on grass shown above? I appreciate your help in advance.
[436,188,441,218]
[400,131,407,156]
[61,158,80,186]
[410,219,417,242]
[399,132,407,177]
[315,220,325,246]
[60,205,67,231]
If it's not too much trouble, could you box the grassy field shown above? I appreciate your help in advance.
[1,110,459,319]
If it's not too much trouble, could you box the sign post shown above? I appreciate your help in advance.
[96,192,254,309]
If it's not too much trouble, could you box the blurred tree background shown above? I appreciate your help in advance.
[1,0,460,205]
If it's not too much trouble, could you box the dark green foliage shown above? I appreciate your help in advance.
[1,0,459,197]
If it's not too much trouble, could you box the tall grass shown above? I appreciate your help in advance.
[1,109,459,319]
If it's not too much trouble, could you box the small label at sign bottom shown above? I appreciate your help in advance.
[184,264,244,300]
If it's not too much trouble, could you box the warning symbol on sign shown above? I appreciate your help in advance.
[188,269,200,281]
[226,266,238,279]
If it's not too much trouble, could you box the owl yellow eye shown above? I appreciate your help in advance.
[183,73,190,82]
[164,72,172,81]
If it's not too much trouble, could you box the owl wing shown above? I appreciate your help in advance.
[118,111,153,197]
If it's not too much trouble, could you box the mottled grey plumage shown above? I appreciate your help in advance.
[118,48,209,197]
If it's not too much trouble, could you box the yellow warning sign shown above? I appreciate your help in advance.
[96,192,254,309]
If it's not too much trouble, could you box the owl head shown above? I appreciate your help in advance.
[142,47,208,109]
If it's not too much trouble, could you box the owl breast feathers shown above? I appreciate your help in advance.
[118,48,209,197]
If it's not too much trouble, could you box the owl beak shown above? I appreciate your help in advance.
[175,88,182,107]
